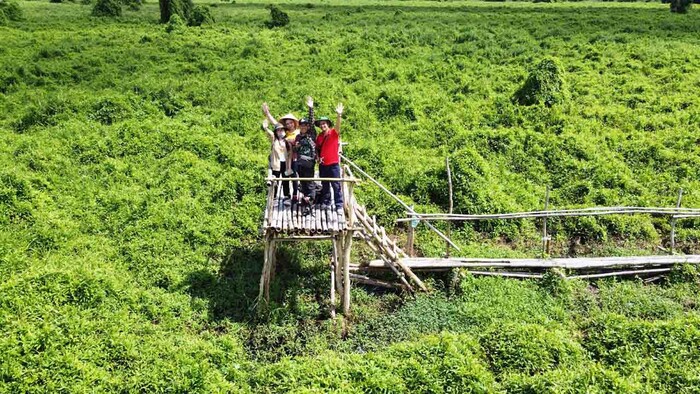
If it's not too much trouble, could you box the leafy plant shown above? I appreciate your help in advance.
[670,0,692,13]
[190,5,214,26]
[265,4,289,28]
[92,0,122,17]
[513,58,567,107]
[0,0,22,22]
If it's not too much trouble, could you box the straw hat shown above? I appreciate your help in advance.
[279,113,299,130]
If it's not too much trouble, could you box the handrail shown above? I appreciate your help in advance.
[340,154,461,251]
[397,207,700,222]
[265,176,360,183]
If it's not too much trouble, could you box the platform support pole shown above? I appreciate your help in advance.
[258,232,275,307]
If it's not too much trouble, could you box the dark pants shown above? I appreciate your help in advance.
[319,163,343,209]
[291,160,300,200]
[272,161,291,198]
[297,164,316,203]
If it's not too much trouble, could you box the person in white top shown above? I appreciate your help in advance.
[262,120,293,201]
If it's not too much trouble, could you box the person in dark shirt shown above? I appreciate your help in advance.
[295,97,318,208]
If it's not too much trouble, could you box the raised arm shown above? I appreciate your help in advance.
[262,102,277,125]
[261,119,273,142]
[306,96,315,125]
[335,103,344,134]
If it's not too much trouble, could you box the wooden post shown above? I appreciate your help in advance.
[264,239,276,301]
[671,188,683,255]
[446,157,453,258]
[258,232,271,307]
[542,186,550,257]
[330,237,339,319]
[407,221,415,257]
[342,182,355,315]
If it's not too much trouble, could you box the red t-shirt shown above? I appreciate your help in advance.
[316,129,339,165]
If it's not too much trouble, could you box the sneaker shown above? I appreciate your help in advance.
[283,198,292,207]
[336,206,344,214]
[302,206,312,216]
[319,203,331,211]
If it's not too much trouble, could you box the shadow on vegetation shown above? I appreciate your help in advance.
[185,243,332,324]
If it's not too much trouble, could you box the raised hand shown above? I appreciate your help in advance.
[306,96,314,108]
[335,103,344,115]
[262,102,270,115]
[262,119,269,129]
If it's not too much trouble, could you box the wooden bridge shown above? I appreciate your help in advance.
[259,156,700,316]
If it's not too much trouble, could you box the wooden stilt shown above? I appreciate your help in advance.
[258,232,272,307]
[343,231,352,314]
[332,236,344,318]
[264,239,276,302]
[330,238,337,319]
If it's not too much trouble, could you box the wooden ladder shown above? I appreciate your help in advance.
[352,201,427,292]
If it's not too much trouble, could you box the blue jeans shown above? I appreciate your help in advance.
[319,163,343,209]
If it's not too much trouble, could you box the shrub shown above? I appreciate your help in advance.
[91,0,122,17]
[480,323,584,376]
[265,4,289,28]
[670,0,692,12]
[190,5,214,26]
[668,264,700,285]
[0,0,22,21]
[159,0,193,24]
[165,13,186,32]
[513,58,566,107]
[122,0,142,11]
[90,97,131,125]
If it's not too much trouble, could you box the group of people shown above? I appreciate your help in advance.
[261,96,344,214]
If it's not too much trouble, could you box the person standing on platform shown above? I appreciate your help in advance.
[262,120,293,201]
[295,97,318,212]
[315,103,344,212]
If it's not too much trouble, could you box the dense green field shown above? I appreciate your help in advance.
[2,0,700,392]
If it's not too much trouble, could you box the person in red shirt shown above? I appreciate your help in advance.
[315,103,344,211]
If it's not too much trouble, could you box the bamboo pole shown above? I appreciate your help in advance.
[446,157,453,258]
[397,206,700,222]
[542,186,550,256]
[343,182,355,314]
[258,232,271,307]
[343,231,353,314]
[567,268,672,280]
[330,237,339,319]
[671,188,683,254]
[350,273,406,290]
[407,221,415,257]
[362,256,700,270]
[265,176,359,183]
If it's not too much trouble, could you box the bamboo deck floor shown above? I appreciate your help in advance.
[264,197,346,235]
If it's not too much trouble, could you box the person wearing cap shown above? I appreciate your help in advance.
[295,97,318,210]
[315,103,344,211]
[262,119,293,201]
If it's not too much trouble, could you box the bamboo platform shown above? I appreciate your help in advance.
[264,197,347,236]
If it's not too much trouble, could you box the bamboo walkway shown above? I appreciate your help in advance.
[351,255,700,281]
[259,158,700,315]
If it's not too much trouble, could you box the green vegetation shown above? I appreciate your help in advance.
[92,0,122,17]
[1,0,700,391]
